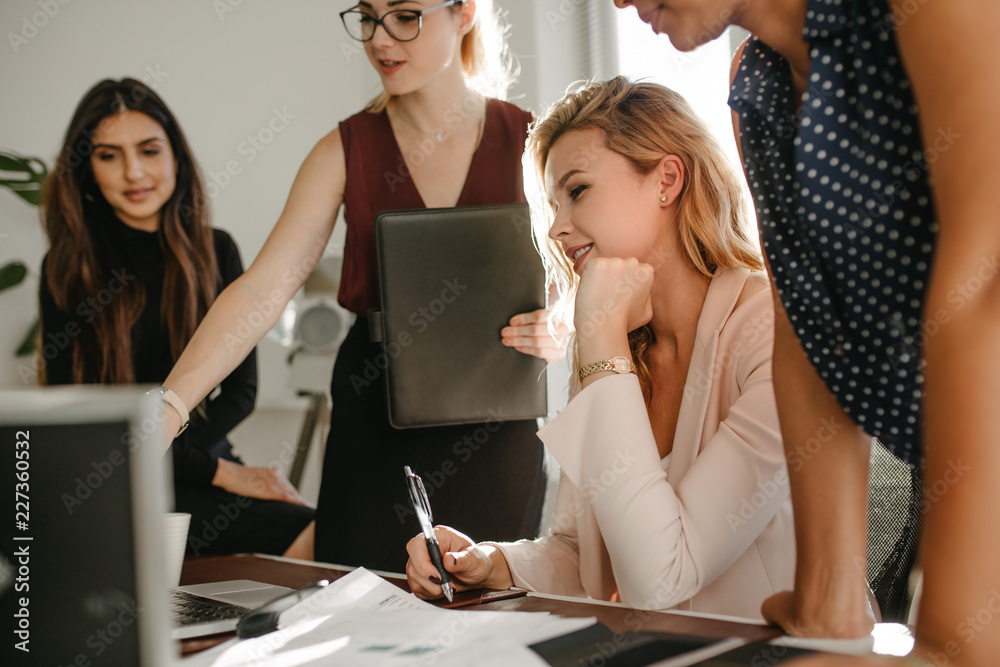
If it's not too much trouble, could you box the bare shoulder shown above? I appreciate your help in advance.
[729,37,751,163]
[283,126,347,209]
[729,36,750,87]
[314,125,345,156]
[887,0,997,82]
[304,126,346,175]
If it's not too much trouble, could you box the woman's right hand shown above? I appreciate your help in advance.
[405,526,513,600]
[574,257,654,340]
[212,458,314,507]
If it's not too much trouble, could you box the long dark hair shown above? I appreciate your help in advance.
[41,78,218,384]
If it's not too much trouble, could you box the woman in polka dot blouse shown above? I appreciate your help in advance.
[615,1,1000,665]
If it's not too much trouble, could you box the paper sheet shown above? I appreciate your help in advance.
[181,568,594,667]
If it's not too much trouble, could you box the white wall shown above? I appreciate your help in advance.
[0,0,587,497]
[0,0,367,395]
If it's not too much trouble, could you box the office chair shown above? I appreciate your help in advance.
[866,438,923,623]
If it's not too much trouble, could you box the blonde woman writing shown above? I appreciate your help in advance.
[407,78,795,620]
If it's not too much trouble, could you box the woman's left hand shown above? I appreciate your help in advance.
[500,308,568,363]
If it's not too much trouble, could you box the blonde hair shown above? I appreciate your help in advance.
[366,0,515,112]
[526,77,762,402]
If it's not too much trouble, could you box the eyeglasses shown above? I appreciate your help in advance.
[339,0,462,43]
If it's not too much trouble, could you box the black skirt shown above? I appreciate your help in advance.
[313,317,546,572]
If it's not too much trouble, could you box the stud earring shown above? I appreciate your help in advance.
[660,195,667,202]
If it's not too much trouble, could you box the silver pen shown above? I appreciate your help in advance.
[404,466,454,602]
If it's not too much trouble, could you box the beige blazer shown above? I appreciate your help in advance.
[491,267,795,621]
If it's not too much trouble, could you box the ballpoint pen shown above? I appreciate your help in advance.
[404,466,454,602]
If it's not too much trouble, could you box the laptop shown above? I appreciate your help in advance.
[171,579,293,640]
[1,387,175,665]
[369,203,548,428]
[0,387,293,664]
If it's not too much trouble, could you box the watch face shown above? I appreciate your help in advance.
[613,358,629,373]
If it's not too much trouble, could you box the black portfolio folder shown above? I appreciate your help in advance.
[369,203,547,428]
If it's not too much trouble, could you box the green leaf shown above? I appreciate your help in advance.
[0,262,28,292]
[0,150,48,207]
[15,318,38,357]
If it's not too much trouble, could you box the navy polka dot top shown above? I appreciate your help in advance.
[728,0,938,466]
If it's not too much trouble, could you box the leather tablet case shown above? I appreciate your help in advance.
[369,203,547,428]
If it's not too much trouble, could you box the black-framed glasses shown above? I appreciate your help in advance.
[339,0,462,43]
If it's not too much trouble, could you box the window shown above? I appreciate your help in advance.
[615,16,749,188]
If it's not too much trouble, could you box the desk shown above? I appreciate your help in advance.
[179,554,780,657]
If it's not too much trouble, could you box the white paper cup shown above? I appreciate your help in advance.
[164,512,191,588]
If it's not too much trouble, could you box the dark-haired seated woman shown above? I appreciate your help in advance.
[38,78,314,555]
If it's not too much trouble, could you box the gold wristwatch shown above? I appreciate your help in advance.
[578,355,636,382]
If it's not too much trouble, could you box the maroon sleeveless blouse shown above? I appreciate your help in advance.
[337,99,533,315]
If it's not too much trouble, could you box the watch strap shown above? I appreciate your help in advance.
[153,386,190,437]
[578,356,636,382]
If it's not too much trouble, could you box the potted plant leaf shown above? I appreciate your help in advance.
[0,149,47,356]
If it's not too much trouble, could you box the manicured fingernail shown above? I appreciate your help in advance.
[429,575,441,585]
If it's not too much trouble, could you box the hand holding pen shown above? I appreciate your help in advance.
[404,466,454,602]
[403,467,517,601]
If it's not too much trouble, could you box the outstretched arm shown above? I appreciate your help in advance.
[158,128,347,445]
[891,2,1000,665]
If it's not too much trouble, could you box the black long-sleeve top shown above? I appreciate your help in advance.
[39,216,257,486]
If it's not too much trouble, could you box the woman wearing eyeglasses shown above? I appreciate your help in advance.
[157,0,553,572]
